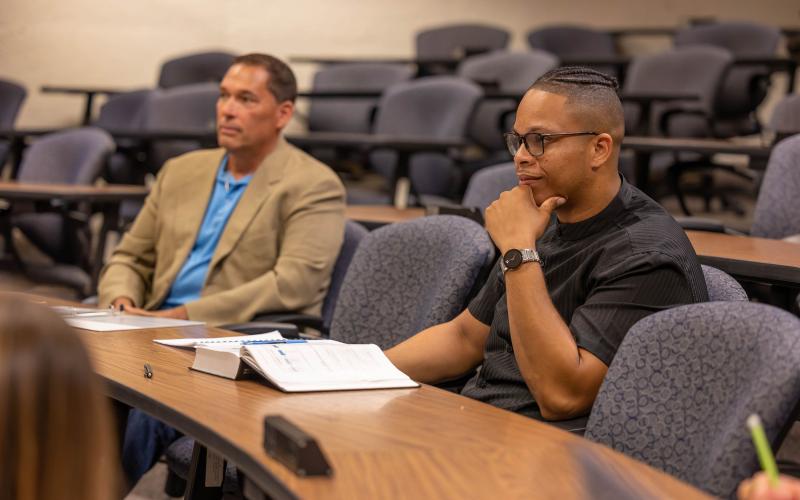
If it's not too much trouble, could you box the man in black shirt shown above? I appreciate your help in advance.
[386,67,708,421]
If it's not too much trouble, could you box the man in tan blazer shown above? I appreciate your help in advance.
[98,53,345,327]
[108,54,346,487]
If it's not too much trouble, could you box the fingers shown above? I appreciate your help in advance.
[538,196,567,215]
[124,305,154,317]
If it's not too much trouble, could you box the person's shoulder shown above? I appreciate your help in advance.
[616,183,695,259]
[282,142,345,191]
[160,148,225,176]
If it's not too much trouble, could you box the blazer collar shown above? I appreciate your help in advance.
[207,137,292,273]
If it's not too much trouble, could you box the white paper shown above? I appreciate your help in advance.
[154,331,284,348]
[66,315,205,331]
[242,343,418,392]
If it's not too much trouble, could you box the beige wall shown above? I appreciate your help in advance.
[1,0,798,128]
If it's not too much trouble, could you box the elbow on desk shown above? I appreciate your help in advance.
[534,388,594,422]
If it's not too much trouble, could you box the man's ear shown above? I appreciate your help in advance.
[590,133,614,169]
[276,101,295,129]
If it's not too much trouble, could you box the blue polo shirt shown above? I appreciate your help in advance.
[162,156,252,308]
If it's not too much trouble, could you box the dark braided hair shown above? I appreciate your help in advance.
[528,66,625,141]
[532,66,619,93]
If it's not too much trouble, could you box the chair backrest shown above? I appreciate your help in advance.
[144,83,218,171]
[751,134,800,239]
[623,46,732,136]
[157,51,235,89]
[701,264,747,301]
[768,94,800,141]
[145,83,218,131]
[416,24,510,60]
[674,21,781,57]
[461,161,517,212]
[308,63,414,134]
[457,50,559,150]
[585,301,800,498]
[329,215,495,348]
[674,22,781,129]
[14,127,115,261]
[320,220,369,332]
[0,78,26,127]
[526,25,618,77]
[18,127,115,185]
[371,76,482,197]
[95,89,152,130]
[527,25,616,57]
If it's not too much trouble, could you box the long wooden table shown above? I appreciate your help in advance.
[55,304,706,499]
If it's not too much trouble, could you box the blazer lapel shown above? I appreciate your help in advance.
[207,138,290,273]
[165,149,224,281]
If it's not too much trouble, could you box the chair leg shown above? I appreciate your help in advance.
[667,165,693,216]
[164,469,187,497]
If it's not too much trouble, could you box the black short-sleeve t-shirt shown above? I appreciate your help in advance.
[460,176,709,419]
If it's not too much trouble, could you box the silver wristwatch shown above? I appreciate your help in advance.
[500,248,542,273]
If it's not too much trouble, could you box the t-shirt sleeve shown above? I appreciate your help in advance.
[569,252,698,367]
[467,260,503,326]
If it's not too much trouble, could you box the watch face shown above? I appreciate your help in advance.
[503,249,523,269]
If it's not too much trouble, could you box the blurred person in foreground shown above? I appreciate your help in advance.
[0,296,118,500]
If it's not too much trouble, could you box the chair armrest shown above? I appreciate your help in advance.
[250,312,325,333]
[425,204,484,225]
[658,106,715,137]
[219,321,300,339]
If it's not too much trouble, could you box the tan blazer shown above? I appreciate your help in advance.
[98,138,346,325]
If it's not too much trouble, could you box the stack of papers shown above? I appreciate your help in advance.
[53,306,205,331]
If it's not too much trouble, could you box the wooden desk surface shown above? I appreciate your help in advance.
[687,230,800,287]
[15,293,706,499]
[346,205,425,225]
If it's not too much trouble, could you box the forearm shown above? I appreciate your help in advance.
[504,263,598,418]
[97,261,149,307]
[385,312,487,384]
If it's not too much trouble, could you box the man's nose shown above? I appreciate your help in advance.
[218,98,237,117]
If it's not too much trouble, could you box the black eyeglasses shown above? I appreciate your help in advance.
[504,131,599,157]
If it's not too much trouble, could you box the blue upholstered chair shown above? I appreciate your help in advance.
[359,76,482,203]
[701,264,747,301]
[0,78,26,170]
[769,95,800,144]
[751,134,800,240]
[457,50,558,152]
[416,24,510,60]
[329,215,495,348]
[585,301,800,498]
[157,51,235,89]
[674,22,781,137]
[6,128,115,294]
[526,25,619,78]
[623,46,736,214]
[143,82,218,173]
[461,161,517,213]
[95,89,154,223]
[308,63,414,134]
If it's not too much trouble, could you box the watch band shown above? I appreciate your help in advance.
[501,248,542,273]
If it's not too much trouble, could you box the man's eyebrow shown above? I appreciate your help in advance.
[515,127,546,135]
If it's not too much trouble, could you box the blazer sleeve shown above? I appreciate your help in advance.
[96,167,166,307]
[183,173,346,325]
